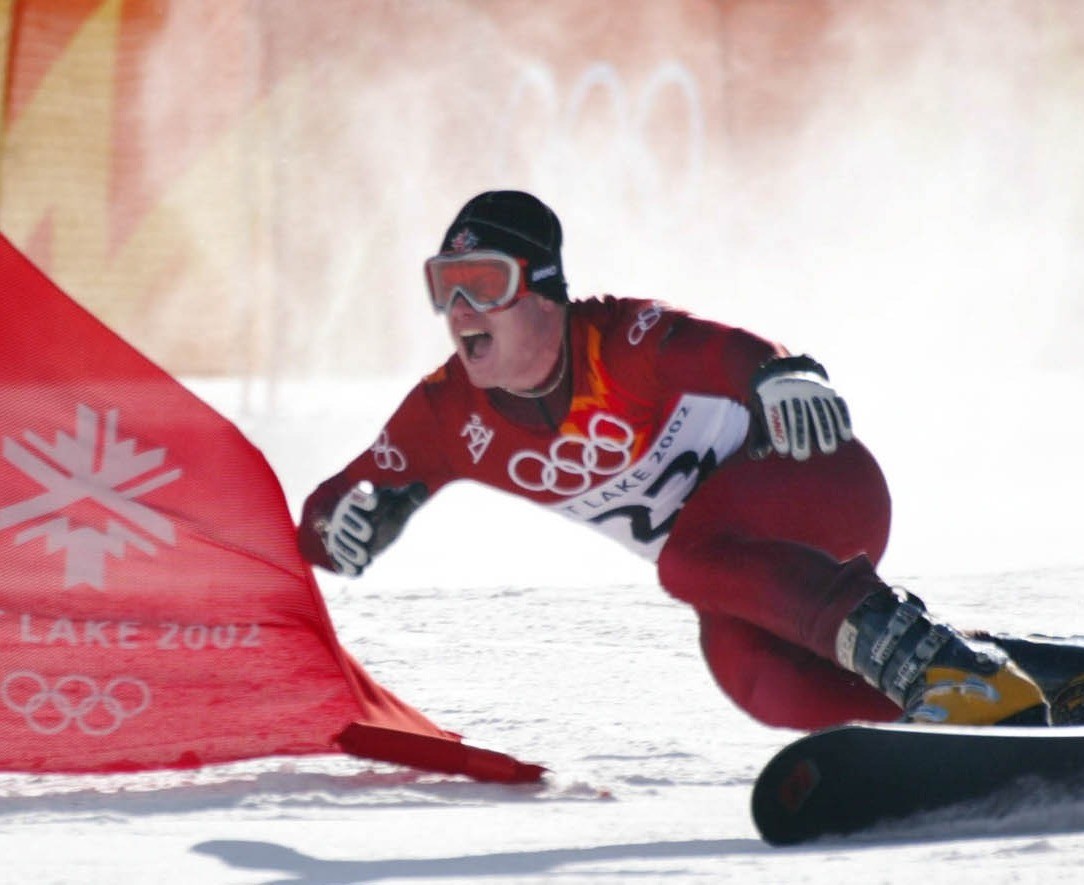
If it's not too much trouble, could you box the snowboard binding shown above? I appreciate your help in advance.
[974,633,1084,725]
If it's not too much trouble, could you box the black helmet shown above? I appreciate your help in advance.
[438,190,568,302]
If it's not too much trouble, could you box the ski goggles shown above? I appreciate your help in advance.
[424,250,531,314]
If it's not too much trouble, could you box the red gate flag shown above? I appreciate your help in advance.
[0,234,542,782]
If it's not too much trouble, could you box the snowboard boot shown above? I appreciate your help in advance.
[972,633,1084,725]
[836,588,1049,726]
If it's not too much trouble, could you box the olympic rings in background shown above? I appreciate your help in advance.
[498,60,706,210]
[1,670,151,736]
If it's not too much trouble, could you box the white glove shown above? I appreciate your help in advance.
[750,355,853,461]
[316,481,429,577]
[323,484,378,576]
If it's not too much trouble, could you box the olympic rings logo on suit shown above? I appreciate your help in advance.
[627,303,664,346]
[1,670,151,736]
[508,413,636,496]
[372,429,407,472]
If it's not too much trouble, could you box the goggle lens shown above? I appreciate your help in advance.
[425,252,526,314]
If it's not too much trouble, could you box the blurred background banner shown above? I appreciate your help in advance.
[3,0,1081,389]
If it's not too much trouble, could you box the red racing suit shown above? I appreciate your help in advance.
[300,296,898,728]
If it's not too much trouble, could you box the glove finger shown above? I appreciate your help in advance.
[746,406,773,460]
[331,536,370,576]
[769,399,791,457]
[831,396,854,441]
[789,398,811,461]
[810,397,838,455]
[332,557,365,577]
[347,486,378,512]
[332,531,366,560]
[334,528,369,555]
[343,505,374,543]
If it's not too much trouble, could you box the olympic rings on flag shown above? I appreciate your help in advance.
[1,670,151,736]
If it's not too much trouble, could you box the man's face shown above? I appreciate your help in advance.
[446,291,562,391]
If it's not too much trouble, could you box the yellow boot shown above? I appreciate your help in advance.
[837,589,1048,726]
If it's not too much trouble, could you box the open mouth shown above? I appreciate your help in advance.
[461,331,493,361]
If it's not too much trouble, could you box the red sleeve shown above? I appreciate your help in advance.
[337,380,454,494]
[652,312,785,404]
[297,376,455,569]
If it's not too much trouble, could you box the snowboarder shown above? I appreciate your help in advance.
[298,190,1081,729]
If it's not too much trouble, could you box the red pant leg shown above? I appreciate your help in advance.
[699,613,898,728]
[657,440,894,726]
[658,439,892,657]
[669,438,891,563]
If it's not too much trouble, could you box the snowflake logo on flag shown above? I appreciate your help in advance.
[0,404,183,590]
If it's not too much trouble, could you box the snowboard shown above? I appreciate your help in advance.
[752,722,1084,845]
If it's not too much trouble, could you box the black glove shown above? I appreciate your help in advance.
[748,355,852,461]
[317,481,428,577]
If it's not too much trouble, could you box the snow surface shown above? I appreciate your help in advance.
[4,377,1084,884]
